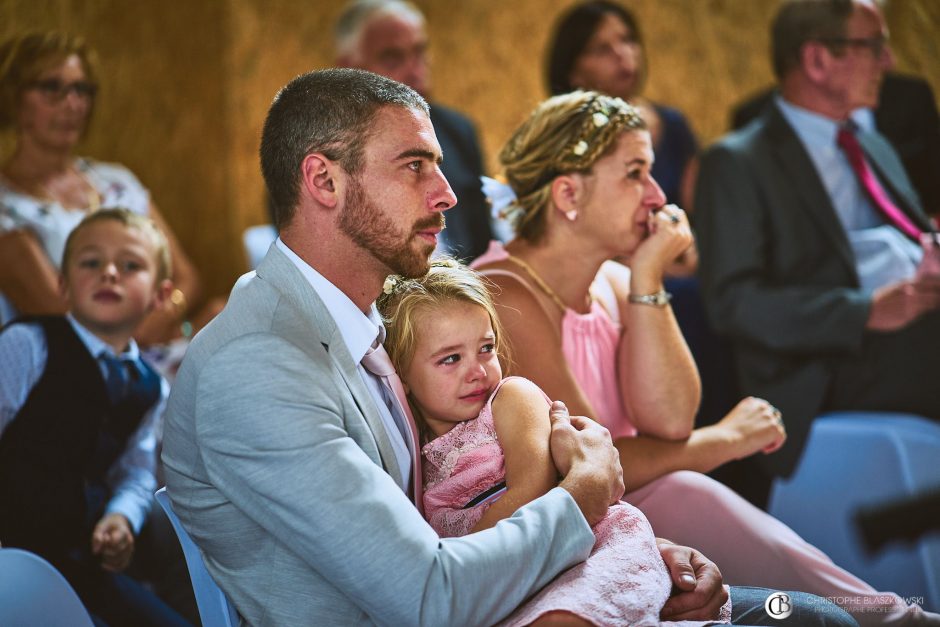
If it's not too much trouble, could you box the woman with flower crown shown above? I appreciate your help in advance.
[473,91,936,626]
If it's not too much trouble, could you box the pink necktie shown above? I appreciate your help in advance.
[361,343,424,515]
[837,125,922,242]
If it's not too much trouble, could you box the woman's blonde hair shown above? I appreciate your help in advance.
[0,31,100,130]
[499,90,646,243]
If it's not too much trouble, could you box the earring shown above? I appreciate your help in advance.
[564,209,578,221]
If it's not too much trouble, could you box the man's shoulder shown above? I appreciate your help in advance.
[703,117,771,161]
[429,102,477,136]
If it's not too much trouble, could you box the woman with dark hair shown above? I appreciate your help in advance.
[0,31,214,347]
[547,0,698,210]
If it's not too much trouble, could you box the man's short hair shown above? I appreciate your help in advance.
[334,0,425,59]
[259,68,428,230]
[772,0,855,80]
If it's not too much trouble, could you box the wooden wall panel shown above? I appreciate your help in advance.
[2,0,938,300]
[0,0,234,300]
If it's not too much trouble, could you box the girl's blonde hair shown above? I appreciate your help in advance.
[499,90,646,243]
[377,259,506,440]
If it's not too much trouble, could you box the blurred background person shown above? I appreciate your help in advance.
[336,0,495,262]
[0,31,217,351]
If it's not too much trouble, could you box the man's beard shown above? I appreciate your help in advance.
[339,175,444,278]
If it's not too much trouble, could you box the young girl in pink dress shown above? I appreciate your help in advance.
[378,259,731,627]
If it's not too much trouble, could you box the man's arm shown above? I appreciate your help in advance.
[193,335,599,627]
[694,142,872,355]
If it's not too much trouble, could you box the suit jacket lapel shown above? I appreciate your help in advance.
[765,105,858,275]
[857,131,934,233]
[254,246,406,489]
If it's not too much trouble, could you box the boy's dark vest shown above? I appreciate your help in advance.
[0,316,160,556]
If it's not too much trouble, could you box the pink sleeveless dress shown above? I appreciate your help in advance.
[473,240,931,626]
[422,377,729,627]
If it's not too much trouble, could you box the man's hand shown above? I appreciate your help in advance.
[658,540,728,621]
[713,396,786,459]
[867,278,940,332]
[91,513,135,572]
[549,401,625,526]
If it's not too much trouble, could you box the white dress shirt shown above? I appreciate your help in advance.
[776,96,922,291]
[275,238,412,488]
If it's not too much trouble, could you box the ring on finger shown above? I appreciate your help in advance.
[771,407,783,424]
[667,213,680,224]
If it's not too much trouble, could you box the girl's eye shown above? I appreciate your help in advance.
[627,169,642,181]
[439,353,460,365]
[480,343,495,354]
[78,258,101,269]
[120,260,143,273]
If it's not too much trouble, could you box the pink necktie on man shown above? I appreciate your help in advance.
[361,343,424,515]
[836,125,922,242]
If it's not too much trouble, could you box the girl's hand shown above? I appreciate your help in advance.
[629,204,694,285]
[713,396,786,459]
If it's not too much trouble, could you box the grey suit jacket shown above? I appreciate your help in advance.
[161,244,594,626]
[694,102,933,476]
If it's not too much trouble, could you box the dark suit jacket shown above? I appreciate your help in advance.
[731,73,940,216]
[694,102,933,476]
[429,104,494,262]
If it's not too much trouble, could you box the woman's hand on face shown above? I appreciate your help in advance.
[714,396,787,460]
[629,204,694,281]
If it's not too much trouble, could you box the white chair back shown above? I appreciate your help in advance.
[156,487,239,627]
[0,547,95,627]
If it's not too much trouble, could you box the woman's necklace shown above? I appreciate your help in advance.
[505,254,593,314]
[1,161,101,212]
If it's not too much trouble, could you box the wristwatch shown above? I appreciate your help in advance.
[628,289,672,307]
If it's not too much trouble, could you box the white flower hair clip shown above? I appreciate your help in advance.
[383,275,400,295]
[573,140,589,156]
[592,112,609,127]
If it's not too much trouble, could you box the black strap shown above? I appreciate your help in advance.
[463,481,507,509]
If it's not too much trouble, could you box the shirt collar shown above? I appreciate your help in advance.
[66,313,140,360]
[776,94,842,151]
[275,238,383,362]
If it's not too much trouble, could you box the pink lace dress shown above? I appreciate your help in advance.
[422,377,729,627]
[473,240,934,626]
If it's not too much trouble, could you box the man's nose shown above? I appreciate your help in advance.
[430,169,457,213]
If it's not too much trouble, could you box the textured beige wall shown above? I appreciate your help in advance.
[2,0,938,299]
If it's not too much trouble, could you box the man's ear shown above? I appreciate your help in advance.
[301,153,343,209]
[801,42,831,84]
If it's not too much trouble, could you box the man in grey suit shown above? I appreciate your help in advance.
[159,68,724,626]
[161,67,856,626]
[695,0,940,478]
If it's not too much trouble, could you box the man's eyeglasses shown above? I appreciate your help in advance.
[819,35,889,57]
[26,79,98,103]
